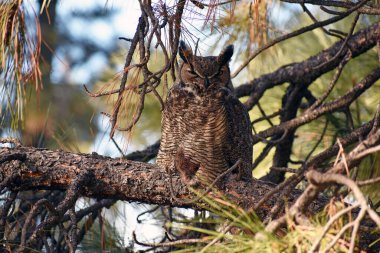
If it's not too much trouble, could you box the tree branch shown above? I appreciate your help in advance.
[0,146,295,218]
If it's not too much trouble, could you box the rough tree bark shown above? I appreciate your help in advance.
[0,145,299,218]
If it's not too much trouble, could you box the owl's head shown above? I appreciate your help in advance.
[178,41,234,92]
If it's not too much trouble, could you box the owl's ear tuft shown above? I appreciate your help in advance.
[179,41,193,63]
[218,45,234,65]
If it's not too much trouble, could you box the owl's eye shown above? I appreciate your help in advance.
[187,68,197,76]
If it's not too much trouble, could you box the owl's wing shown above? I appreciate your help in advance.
[223,91,253,179]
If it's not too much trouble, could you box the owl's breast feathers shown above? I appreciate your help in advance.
[156,83,253,185]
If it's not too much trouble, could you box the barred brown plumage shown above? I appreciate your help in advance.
[156,41,253,186]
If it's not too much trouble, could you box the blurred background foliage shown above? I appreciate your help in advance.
[1,0,379,251]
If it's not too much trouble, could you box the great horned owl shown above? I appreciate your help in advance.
[156,41,253,186]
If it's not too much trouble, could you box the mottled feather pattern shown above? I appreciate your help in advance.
[156,42,253,186]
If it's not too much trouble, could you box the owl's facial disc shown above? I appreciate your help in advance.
[178,41,234,91]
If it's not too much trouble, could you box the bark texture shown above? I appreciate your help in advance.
[0,146,292,218]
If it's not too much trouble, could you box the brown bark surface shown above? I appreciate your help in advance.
[0,145,289,218]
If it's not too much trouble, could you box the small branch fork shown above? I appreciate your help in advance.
[264,111,380,252]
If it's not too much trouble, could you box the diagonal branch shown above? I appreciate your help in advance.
[235,22,380,109]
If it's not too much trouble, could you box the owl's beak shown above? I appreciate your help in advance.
[204,77,210,89]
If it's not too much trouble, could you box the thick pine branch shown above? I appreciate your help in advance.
[1,146,287,218]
